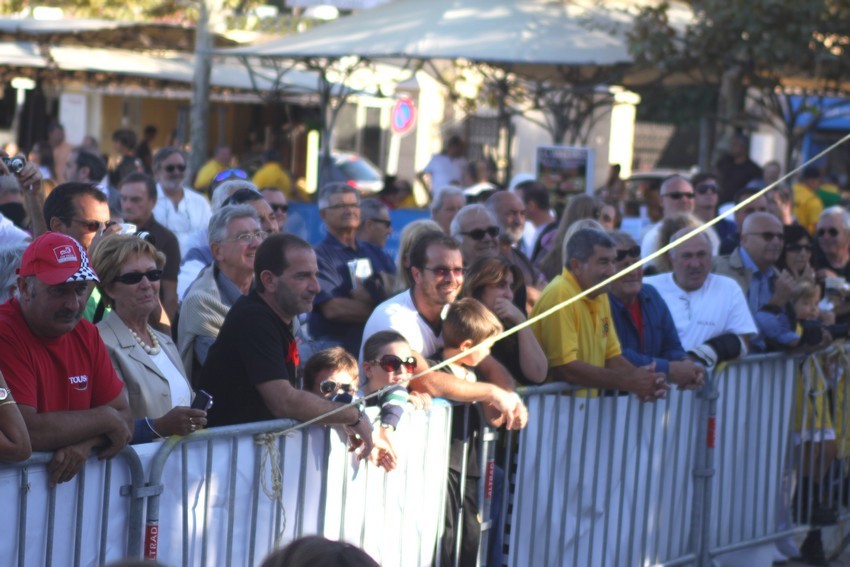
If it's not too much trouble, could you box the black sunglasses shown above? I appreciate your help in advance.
[616,246,641,262]
[372,354,416,373]
[63,218,112,233]
[663,192,695,200]
[319,380,354,396]
[163,163,187,174]
[113,269,163,285]
[460,226,500,240]
[369,218,391,228]
[785,243,812,253]
[695,184,718,194]
[271,203,289,213]
[818,227,840,238]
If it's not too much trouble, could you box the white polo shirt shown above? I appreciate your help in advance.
[152,185,212,259]
[0,212,29,246]
[360,289,442,362]
[643,272,757,351]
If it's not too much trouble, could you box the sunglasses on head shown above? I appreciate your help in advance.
[213,168,248,183]
[460,226,500,240]
[113,269,163,285]
[163,163,187,174]
[818,227,840,238]
[319,380,354,396]
[271,203,289,213]
[616,246,641,262]
[663,192,695,200]
[785,243,812,253]
[695,183,718,195]
[372,354,416,373]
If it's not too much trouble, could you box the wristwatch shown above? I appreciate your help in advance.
[0,388,11,401]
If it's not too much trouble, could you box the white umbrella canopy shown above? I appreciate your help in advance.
[218,0,692,82]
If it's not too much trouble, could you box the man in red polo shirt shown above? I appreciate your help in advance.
[0,232,132,486]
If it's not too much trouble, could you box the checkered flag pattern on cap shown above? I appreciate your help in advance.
[66,239,99,283]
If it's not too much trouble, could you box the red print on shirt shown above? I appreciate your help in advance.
[286,340,300,367]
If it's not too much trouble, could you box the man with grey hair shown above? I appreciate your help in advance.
[641,175,716,259]
[310,184,396,355]
[430,186,465,233]
[485,190,543,304]
[530,227,668,400]
[645,228,756,367]
[152,147,212,258]
[178,204,265,385]
[813,205,850,323]
[451,203,501,265]
[357,198,393,250]
[0,243,27,302]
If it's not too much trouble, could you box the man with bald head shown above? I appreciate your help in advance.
[451,204,501,265]
[645,229,757,367]
[714,211,795,349]
[641,175,715,259]
[719,184,770,255]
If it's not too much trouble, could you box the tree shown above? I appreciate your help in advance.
[627,0,850,169]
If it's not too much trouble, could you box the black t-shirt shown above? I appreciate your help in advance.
[431,351,481,478]
[199,290,299,426]
[139,217,181,282]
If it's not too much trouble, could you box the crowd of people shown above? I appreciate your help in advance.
[1,128,850,565]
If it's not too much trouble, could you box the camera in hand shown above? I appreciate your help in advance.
[1,157,25,174]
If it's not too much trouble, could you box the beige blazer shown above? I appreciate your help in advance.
[97,311,191,419]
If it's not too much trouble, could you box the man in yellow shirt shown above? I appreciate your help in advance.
[252,149,293,199]
[530,227,668,400]
[793,166,825,233]
[194,145,231,192]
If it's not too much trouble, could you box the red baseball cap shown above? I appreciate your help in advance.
[18,232,100,285]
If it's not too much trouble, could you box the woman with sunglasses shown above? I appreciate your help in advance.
[91,235,207,442]
[778,224,816,282]
[461,256,547,386]
[812,207,850,323]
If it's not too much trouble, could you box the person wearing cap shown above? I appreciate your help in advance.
[151,147,212,260]
[0,232,132,487]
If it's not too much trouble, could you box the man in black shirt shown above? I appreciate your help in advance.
[199,233,373,456]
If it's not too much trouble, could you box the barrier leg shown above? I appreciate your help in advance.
[691,370,718,567]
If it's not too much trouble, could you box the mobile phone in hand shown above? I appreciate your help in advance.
[191,390,214,411]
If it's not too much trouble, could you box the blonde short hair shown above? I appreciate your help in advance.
[89,234,165,308]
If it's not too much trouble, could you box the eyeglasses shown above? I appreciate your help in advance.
[423,266,464,279]
[615,246,641,262]
[62,218,113,233]
[271,203,289,214]
[319,380,355,396]
[785,243,812,253]
[818,227,840,238]
[372,354,417,373]
[222,230,268,244]
[113,269,163,285]
[745,232,784,242]
[369,218,391,228]
[163,163,187,174]
[663,192,695,200]
[695,184,718,195]
[460,226,500,240]
[325,203,360,211]
[213,168,248,184]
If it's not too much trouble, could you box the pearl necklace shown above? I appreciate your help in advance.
[129,324,161,355]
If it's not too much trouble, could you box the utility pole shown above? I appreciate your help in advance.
[189,0,224,183]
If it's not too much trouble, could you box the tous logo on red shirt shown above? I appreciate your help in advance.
[286,341,300,367]
[68,374,89,391]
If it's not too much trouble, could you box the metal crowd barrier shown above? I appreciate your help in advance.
[7,347,850,567]
[1,447,146,567]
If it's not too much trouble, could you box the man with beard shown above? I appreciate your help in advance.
[486,190,543,305]
[151,147,211,259]
[198,233,374,459]
[607,231,704,389]
[531,227,669,400]
[0,232,132,486]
